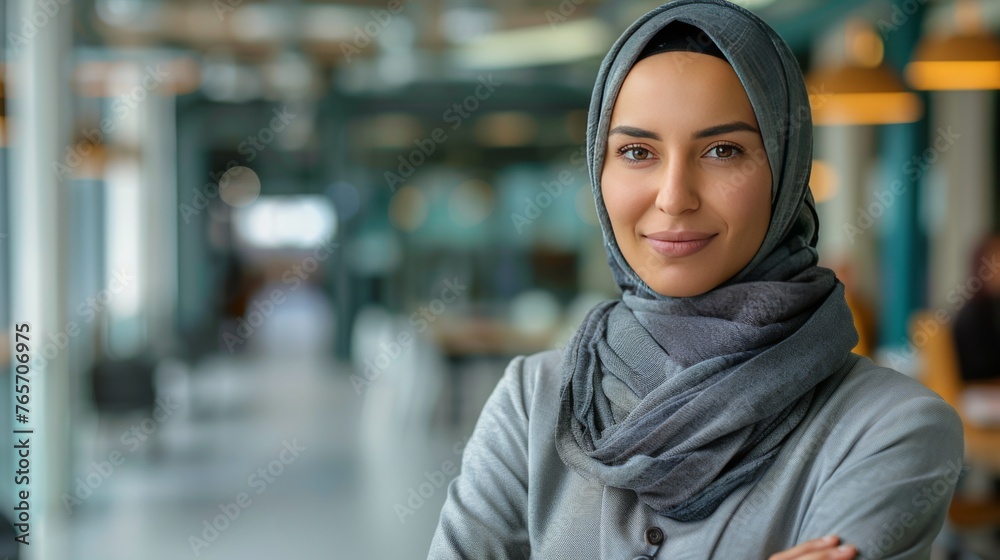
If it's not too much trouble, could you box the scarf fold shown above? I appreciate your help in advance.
[555,0,860,522]
[556,270,858,520]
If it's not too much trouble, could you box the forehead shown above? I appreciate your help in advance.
[610,51,759,126]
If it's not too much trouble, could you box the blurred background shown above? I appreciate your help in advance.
[2,0,1000,558]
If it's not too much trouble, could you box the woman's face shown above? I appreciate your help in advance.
[601,51,773,297]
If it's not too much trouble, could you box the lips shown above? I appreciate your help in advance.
[643,231,717,258]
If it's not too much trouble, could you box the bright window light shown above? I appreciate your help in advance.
[234,196,337,249]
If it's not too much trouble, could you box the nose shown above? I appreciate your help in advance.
[654,157,700,216]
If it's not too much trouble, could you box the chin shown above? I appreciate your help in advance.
[644,274,718,298]
[650,285,712,298]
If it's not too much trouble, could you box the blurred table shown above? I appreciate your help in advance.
[953,385,1000,531]
[429,318,561,425]
[964,427,1000,473]
[960,381,1000,473]
[431,317,560,358]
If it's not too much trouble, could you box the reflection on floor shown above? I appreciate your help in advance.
[64,352,501,560]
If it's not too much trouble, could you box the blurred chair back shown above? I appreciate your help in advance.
[0,511,19,559]
[352,306,444,444]
[910,310,962,410]
[89,353,158,415]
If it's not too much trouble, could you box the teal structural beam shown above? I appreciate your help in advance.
[764,0,874,52]
[878,2,928,349]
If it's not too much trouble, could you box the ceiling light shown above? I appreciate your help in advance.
[905,0,1000,91]
[454,18,612,69]
[807,19,922,126]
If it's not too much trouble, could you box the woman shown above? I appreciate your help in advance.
[429,1,964,558]
[953,234,1000,383]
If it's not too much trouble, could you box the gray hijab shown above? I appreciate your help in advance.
[555,0,860,522]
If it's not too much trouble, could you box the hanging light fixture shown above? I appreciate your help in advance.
[807,19,923,126]
[905,0,1000,91]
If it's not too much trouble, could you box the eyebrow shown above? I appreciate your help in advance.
[608,121,760,141]
[692,121,760,139]
[608,125,661,141]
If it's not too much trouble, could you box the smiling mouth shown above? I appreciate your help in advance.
[643,233,717,257]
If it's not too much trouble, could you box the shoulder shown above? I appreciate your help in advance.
[501,348,565,404]
[829,355,961,424]
[812,354,963,467]
[518,347,564,374]
[747,357,967,558]
[488,349,566,436]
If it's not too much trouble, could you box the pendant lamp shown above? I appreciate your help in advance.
[807,19,923,126]
[905,0,1000,91]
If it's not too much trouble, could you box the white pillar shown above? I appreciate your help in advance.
[815,124,880,304]
[927,91,994,311]
[139,87,178,356]
[7,1,73,558]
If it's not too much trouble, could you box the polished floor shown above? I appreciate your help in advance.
[62,347,500,560]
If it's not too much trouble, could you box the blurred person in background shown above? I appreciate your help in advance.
[428,1,963,559]
[953,233,1000,384]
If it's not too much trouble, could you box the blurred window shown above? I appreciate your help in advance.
[234,195,337,249]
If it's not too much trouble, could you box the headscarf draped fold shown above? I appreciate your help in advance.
[555,0,860,521]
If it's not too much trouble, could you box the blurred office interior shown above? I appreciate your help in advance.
[2,0,1000,558]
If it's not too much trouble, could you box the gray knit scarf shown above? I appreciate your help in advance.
[555,0,860,522]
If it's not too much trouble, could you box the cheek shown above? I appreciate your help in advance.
[601,171,642,228]
[716,165,772,242]
[727,170,771,243]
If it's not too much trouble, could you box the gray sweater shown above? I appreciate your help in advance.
[428,349,964,559]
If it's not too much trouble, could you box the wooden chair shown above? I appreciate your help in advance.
[911,311,962,410]
[910,310,1000,529]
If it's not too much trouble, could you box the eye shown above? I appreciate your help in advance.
[617,144,655,163]
[704,143,744,160]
